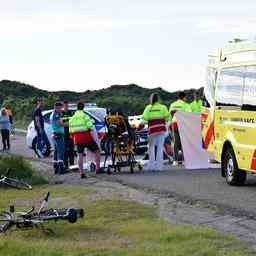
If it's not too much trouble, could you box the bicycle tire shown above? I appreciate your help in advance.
[0,212,11,221]
[26,208,84,223]
[0,212,12,233]
[39,208,78,223]
[3,178,32,190]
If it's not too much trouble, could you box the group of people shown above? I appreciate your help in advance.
[32,91,202,178]
[33,98,102,179]
[141,91,202,171]
[0,106,13,152]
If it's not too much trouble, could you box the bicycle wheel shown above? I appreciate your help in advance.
[0,212,12,233]
[37,208,84,223]
[3,178,32,190]
[0,212,11,221]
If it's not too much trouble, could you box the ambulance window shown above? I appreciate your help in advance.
[205,68,216,107]
[216,67,244,106]
[243,66,256,108]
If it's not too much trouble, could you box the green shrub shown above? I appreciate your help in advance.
[0,155,47,185]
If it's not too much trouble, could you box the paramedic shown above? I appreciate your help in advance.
[142,93,170,171]
[190,92,203,113]
[69,102,101,179]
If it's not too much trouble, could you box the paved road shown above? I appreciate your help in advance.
[8,134,256,217]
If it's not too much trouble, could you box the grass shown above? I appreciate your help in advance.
[0,185,253,256]
[14,119,30,130]
[0,155,47,186]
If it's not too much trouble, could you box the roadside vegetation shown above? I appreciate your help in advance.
[0,80,203,129]
[0,155,47,186]
[0,185,253,256]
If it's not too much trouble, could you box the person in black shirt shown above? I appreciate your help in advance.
[33,97,51,158]
[62,100,75,169]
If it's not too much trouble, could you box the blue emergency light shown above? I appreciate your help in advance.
[84,103,97,108]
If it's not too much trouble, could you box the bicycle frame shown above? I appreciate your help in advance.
[0,192,84,233]
[0,176,7,184]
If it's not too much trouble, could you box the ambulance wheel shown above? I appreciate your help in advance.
[223,146,246,186]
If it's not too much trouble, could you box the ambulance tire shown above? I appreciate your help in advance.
[223,146,247,186]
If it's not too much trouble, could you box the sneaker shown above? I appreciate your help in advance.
[172,161,179,167]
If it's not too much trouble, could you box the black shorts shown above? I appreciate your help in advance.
[77,141,99,154]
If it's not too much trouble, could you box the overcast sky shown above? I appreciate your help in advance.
[0,0,255,92]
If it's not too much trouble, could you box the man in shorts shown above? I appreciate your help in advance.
[69,102,101,179]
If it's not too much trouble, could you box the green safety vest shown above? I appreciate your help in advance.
[142,102,170,134]
[142,102,170,123]
[69,110,94,133]
[190,100,203,113]
[169,99,191,122]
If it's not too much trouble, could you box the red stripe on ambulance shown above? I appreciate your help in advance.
[204,122,214,149]
[250,150,256,170]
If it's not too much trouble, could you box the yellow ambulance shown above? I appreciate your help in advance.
[204,40,256,186]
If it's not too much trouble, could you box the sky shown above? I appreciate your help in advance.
[0,0,255,92]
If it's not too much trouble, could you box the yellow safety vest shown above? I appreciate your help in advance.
[169,99,192,123]
[142,102,170,134]
[69,110,93,134]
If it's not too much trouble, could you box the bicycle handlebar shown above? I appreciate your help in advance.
[38,192,50,214]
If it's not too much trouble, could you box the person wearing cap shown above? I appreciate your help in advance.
[190,92,203,113]
[50,102,67,174]
[169,91,191,165]
[33,97,51,158]
[69,102,101,179]
[141,93,170,171]
[62,100,75,169]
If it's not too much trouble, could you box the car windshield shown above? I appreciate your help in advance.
[42,108,106,124]
[85,108,106,122]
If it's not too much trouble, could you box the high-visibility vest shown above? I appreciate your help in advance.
[142,102,170,135]
[69,110,93,134]
[169,99,191,128]
[190,100,203,113]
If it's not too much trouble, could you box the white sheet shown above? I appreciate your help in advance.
[175,112,220,170]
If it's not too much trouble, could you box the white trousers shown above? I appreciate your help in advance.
[148,132,165,164]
